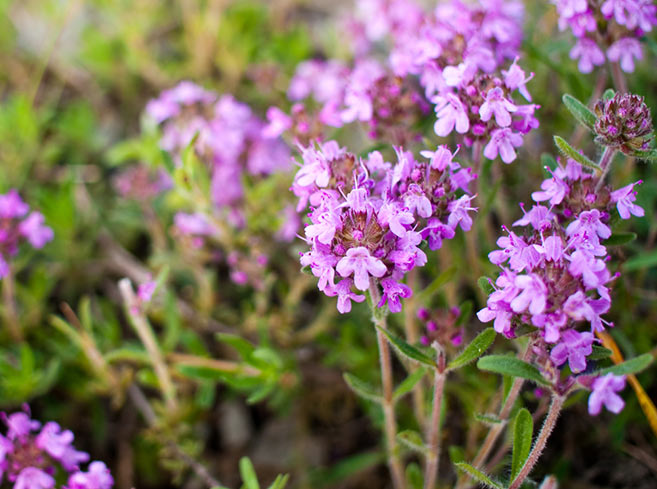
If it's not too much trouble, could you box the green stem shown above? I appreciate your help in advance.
[423,347,446,489]
[508,394,564,489]
[370,284,406,489]
[595,146,617,191]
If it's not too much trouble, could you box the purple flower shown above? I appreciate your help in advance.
[565,209,611,241]
[421,218,455,250]
[0,190,29,219]
[14,468,55,489]
[447,195,476,231]
[570,38,605,73]
[483,128,523,163]
[67,461,114,489]
[433,93,470,137]
[35,422,75,461]
[531,169,569,206]
[607,38,643,73]
[378,201,415,237]
[5,412,40,440]
[336,247,387,291]
[479,87,518,127]
[588,373,626,415]
[611,181,644,219]
[263,107,292,139]
[378,278,412,313]
[549,329,594,372]
[18,212,54,249]
[502,58,534,101]
[510,273,548,315]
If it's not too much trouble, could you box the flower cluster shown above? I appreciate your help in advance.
[478,157,644,412]
[594,92,654,154]
[347,0,538,162]
[0,407,113,489]
[293,141,476,313]
[146,81,290,221]
[0,190,53,277]
[552,0,657,73]
[266,58,429,145]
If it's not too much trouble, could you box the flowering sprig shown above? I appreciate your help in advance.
[144,81,296,289]
[552,0,657,73]
[293,141,476,313]
[0,406,113,489]
[0,190,53,278]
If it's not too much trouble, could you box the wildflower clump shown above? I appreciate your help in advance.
[293,141,476,313]
[0,407,113,489]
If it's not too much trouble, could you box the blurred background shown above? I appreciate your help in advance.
[0,0,656,488]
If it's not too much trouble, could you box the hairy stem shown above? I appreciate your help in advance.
[595,146,617,192]
[370,284,406,489]
[404,269,427,429]
[423,351,446,489]
[455,344,531,489]
[508,394,564,489]
[119,278,177,411]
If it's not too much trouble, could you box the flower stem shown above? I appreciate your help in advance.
[455,344,531,489]
[595,146,617,192]
[508,394,564,489]
[423,349,446,489]
[370,284,406,489]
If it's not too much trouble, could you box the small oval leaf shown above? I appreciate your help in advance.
[562,93,596,131]
[597,353,653,376]
[448,328,497,370]
[511,408,534,479]
[477,355,550,386]
[376,325,436,367]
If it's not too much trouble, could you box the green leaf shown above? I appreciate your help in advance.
[562,94,597,131]
[624,249,657,271]
[478,277,495,295]
[474,413,503,426]
[448,328,496,370]
[602,89,615,101]
[397,430,428,455]
[454,463,504,489]
[216,333,256,359]
[448,445,465,465]
[343,373,382,403]
[633,148,657,162]
[393,367,428,402]
[511,408,534,480]
[477,355,550,386]
[588,345,614,361]
[266,474,289,489]
[596,353,653,376]
[606,232,637,246]
[405,462,423,489]
[239,457,261,489]
[375,325,436,367]
[554,136,601,171]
